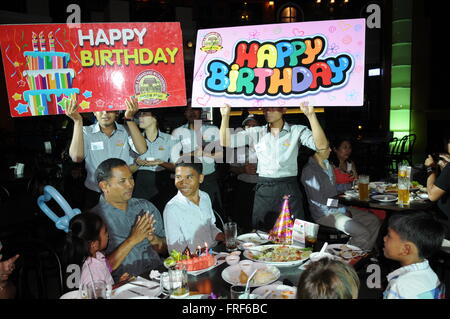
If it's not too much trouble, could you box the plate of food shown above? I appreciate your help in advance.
[221,262,280,287]
[252,284,297,299]
[326,244,368,262]
[237,232,270,246]
[371,194,398,202]
[243,245,312,267]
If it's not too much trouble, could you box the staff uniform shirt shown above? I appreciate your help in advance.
[171,123,220,175]
[80,251,114,288]
[163,190,222,253]
[91,196,165,279]
[383,260,443,299]
[300,157,347,221]
[229,122,316,178]
[83,122,134,192]
[128,131,176,172]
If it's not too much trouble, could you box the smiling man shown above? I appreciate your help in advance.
[90,158,167,281]
[163,156,225,253]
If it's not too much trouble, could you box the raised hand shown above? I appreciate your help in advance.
[0,254,19,281]
[124,96,139,120]
[220,104,231,117]
[300,101,315,117]
[65,95,82,122]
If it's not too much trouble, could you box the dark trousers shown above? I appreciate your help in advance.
[231,180,256,233]
[252,176,304,232]
[200,172,225,225]
[132,170,176,214]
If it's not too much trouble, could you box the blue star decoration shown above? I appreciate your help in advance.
[82,90,92,99]
[15,103,29,115]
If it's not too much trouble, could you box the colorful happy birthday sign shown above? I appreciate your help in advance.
[0,22,186,117]
[191,19,365,107]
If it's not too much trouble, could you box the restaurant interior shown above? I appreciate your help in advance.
[0,0,449,300]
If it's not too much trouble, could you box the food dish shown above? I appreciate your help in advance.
[326,244,367,262]
[243,244,312,267]
[371,194,397,202]
[237,233,270,246]
[221,262,280,287]
[252,284,297,299]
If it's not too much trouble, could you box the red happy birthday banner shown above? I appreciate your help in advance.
[0,22,186,117]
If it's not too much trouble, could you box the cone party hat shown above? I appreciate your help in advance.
[268,195,294,244]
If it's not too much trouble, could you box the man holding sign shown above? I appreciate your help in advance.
[219,103,327,231]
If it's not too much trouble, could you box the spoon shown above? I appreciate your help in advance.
[245,269,258,297]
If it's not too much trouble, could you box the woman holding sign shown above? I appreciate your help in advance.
[219,103,328,232]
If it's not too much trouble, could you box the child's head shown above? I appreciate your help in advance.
[384,210,445,262]
[64,213,108,266]
[296,257,360,299]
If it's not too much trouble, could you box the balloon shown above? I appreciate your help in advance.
[37,185,81,232]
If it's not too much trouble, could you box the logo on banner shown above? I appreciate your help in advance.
[134,70,169,105]
[200,32,223,54]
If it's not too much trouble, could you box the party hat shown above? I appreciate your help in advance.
[268,195,294,244]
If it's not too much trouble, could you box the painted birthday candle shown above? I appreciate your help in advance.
[48,32,55,52]
[39,31,46,51]
[32,32,39,52]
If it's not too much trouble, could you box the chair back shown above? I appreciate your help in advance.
[9,239,63,299]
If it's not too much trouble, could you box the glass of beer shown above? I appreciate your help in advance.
[305,223,319,249]
[358,175,370,201]
[398,165,411,206]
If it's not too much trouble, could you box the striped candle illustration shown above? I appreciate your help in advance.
[22,31,79,116]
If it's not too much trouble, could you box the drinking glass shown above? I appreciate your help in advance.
[305,223,319,249]
[230,285,246,299]
[224,222,238,252]
[168,264,189,298]
[398,165,411,206]
[85,280,108,299]
[358,175,370,201]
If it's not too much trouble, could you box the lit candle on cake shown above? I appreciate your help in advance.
[32,32,39,52]
[39,31,46,51]
[204,242,209,255]
[48,32,55,52]
[197,246,202,257]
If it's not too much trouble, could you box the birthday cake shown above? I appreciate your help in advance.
[164,248,216,272]
[22,31,79,115]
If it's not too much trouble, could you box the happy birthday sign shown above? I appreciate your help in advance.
[0,23,186,117]
[192,19,365,107]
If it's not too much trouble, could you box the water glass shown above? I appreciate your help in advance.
[85,280,108,299]
[168,264,189,298]
[230,285,246,299]
[358,175,370,201]
[224,222,238,252]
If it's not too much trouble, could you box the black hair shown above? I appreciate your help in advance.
[63,213,105,268]
[388,210,446,259]
[139,109,163,130]
[175,155,203,175]
[329,136,354,167]
[95,158,128,184]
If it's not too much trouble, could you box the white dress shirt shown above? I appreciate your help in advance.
[230,122,317,178]
[163,190,222,253]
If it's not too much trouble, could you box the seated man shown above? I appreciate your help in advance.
[163,156,225,253]
[300,143,381,251]
[90,158,167,281]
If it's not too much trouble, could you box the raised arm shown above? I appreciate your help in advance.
[124,97,147,155]
[425,155,447,202]
[66,96,84,163]
[219,104,232,147]
[300,102,328,151]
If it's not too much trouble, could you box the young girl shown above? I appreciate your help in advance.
[64,214,129,290]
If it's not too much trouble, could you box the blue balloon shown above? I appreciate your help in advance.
[37,185,81,233]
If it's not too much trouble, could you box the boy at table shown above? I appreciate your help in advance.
[383,211,445,299]
[163,156,225,253]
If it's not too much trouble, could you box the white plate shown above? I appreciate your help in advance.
[252,284,297,299]
[326,244,366,261]
[237,233,270,246]
[221,262,280,287]
[112,277,161,299]
[371,194,397,202]
[242,244,311,267]
[60,290,81,299]
[343,190,359,198]
[417,193,429,200]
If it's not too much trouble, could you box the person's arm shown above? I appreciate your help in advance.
[300,102,328,151]
[219,104,232,147]
[106,214,152,271]
[425,155,447,201]
[66,96,85,163]
[124,97,147,155]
